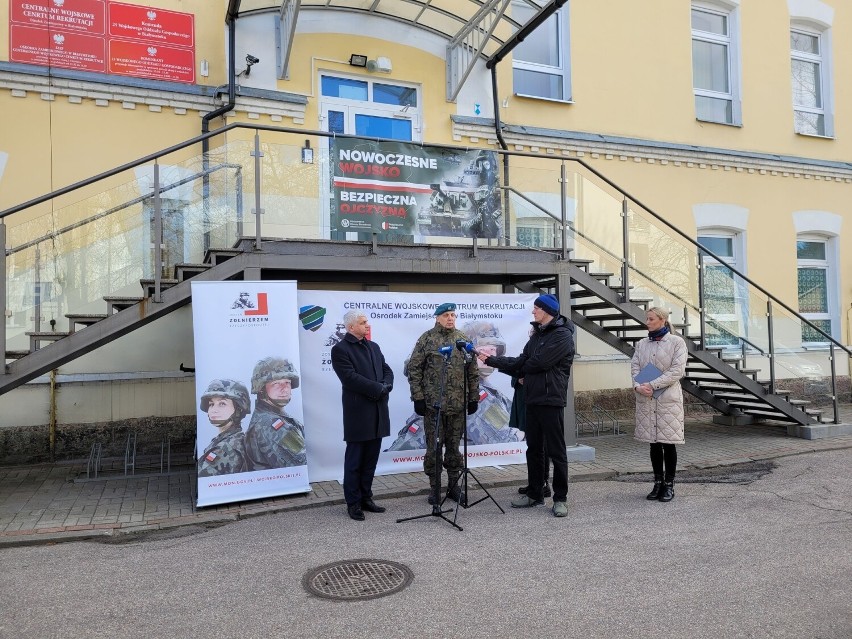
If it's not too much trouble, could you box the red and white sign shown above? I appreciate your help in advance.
[108,38,194,82]
[108,2,193,47]
[8,0,195,83]
[10,0,105,34]
[10,23,105,72]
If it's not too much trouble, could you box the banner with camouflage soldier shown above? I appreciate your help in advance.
[298,291,535,483]
[330,138,502,239]
[192,281,309,507]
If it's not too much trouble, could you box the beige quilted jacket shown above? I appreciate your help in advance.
[631,333,688,444]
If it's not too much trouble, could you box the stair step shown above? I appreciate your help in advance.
[103,296,144,313]
[569,288,599,299]
[588,272,615,282]
[26,331,70,350]
[204,248,242,266]
[174,263,210,280]
[582,313,642,323]
[5,350,30,360]
[737,368,761,376]
[139,278,179,297]
[711,392,762,402]
[568,258,594,271]
[739,409,798,422]
[805,409,824,422]
[788,399,811,406]
[601,324,646,332]
[65,314,108,333]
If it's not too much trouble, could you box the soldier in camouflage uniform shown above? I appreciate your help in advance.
[244,357,307,469]
[386,321,522,451]
[197,379,252,477]
[408,302,479,503]
[462,321,524,445]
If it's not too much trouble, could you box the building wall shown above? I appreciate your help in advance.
[0,0,849,433]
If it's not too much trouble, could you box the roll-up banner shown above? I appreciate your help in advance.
[298,292,535,482]
[192,281,310,507]
[192,286,536,506]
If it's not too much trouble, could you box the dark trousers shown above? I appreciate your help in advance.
[525,404,569,502]
[650,442,677,481]
[343,438,382,507]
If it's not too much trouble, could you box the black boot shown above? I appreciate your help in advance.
[646,475,664,500]
[658,480,674,502]
[446,475,464,503]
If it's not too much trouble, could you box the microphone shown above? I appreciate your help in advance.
[455,340,475,353]
[438,345,453,356]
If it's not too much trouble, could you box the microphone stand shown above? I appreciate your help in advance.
[446,346,505,514]
[397,349,463,531]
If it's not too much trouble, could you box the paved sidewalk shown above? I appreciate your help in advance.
[2,409,852,548]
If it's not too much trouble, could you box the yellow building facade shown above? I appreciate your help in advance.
[0,0,849,451]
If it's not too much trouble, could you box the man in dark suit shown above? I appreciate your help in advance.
[331,309,394,521]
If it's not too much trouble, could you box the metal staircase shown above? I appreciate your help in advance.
[2,122,849,430]
[515,262,823,426]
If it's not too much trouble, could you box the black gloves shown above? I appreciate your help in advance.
[467,400,478,415]
[380,384,392,397]
[414,399,426,416]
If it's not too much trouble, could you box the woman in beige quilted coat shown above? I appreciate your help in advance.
[631,307,688,503]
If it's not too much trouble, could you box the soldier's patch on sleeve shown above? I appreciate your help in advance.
[279,427,305,454]
[205,451,218,462]
[408,422,419,434]
[272,419,285,431]
[479,390,487,402]
[483,403,509,429]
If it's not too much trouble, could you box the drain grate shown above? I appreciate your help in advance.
[302,559,414,601]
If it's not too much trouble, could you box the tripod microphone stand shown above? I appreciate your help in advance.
[445,342,505,514]
[397,347,463,531]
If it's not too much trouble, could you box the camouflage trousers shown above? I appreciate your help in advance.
[423,409,464,484]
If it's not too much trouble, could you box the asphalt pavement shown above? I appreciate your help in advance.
[0,446,850,639]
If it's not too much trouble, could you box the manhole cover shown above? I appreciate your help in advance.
[302,559,413,601]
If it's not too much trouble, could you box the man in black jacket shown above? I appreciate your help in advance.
[478,294,575,518]
[331,309,394,521]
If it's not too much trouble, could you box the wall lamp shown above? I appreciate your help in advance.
[349,54,368,68]
[301,139,314,164]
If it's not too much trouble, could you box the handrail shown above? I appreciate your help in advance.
[2,121,848,358]
[7,163,242,255]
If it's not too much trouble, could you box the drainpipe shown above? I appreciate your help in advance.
[490,65,510,246]
[200,3,239,252]
[49,368,57,462]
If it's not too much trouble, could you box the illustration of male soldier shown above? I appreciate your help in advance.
[385,320,522,451]
[197,379,252,477]
[244,357,307,469]
[231,291,255,310]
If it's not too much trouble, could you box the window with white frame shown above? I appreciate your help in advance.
[698,231,743,346]
[791,26,831,137]
[797,235,835,343]
[512,1,571,101]
[691,2,741,125]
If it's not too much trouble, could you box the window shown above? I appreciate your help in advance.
[691,3,741,125]
[797,236,834,342]
[698,232,743,347]
[791,27,831,136]
[512,1,571,101]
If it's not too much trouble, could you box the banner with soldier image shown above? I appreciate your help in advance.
[330,138,502,239]
[192,281,310,507]
[298,291,536,483]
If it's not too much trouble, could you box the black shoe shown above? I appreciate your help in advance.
[361,499,386,513]
[518,483,552,498]
[646,481,663,500]
[446,485,464,503]
[347,505,365,521]
[658,481,674,502]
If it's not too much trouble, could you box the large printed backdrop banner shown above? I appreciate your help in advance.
[330,138,502,240]
[298,292,537,483]
[192,281,309,507]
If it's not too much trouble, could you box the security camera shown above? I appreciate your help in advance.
[246,54,260,65]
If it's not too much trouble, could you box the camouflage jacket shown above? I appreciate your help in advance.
[244,399,307,469]
[197,424,250,477]
[407,324,479,414]
[386,380,520,451]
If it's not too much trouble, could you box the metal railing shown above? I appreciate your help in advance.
[2,123,849,421]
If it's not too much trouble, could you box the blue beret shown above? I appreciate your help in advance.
[434,302,457,316]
